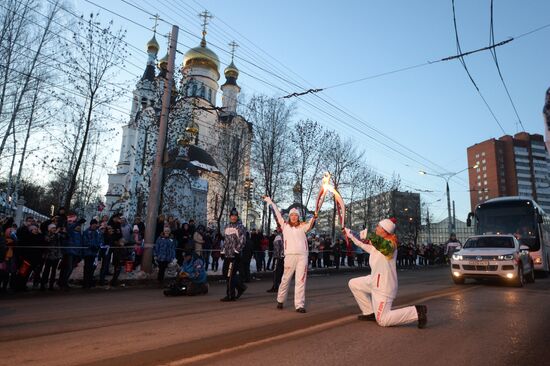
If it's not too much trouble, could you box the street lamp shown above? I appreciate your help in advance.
[419,164,479,238]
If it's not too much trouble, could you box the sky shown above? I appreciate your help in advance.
[71,0,550,223]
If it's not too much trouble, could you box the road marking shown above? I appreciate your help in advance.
[160,285,479,366]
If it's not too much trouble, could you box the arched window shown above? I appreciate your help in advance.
[199,85,205,98]
[191,83,197,96]
[207,88,212,102]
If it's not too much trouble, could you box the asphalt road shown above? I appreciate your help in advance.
[1,266,549,366]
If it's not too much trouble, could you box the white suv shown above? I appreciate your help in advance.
[450,235,535,287]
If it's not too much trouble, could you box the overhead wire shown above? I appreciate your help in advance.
[451,0,507,135]
[488,0,526,133]
[77,1,458,196]
[126,0,455,178]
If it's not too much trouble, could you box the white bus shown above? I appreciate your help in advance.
[467,196,550,276]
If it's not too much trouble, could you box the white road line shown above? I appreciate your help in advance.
[160,286,479,366]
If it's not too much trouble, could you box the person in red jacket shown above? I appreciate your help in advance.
[343,218,428,328]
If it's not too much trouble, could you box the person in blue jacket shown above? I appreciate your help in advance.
[154,227,176,283]
[82,219,102,288]
[164,251,208,296]
[59,219,84,290]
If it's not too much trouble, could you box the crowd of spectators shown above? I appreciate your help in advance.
[0,209,448,294]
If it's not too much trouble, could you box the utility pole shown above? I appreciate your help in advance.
[142,25,179,273]
[446,180,452,238]
[427,206,432,244]
[452,200,456,233]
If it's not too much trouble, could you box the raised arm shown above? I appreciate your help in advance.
[263,196,285,227]
[343,228,372,253]
[303,214,318,233]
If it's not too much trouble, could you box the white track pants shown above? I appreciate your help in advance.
[277,254,308,309]
[348,276,418,327]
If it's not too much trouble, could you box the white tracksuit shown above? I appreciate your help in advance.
[265,198,314,310]
[276,222,309,309]
[348,234,418,327]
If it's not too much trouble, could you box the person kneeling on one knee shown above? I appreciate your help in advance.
[343,218,428,329]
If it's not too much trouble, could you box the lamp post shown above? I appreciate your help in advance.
[419,164,478,238]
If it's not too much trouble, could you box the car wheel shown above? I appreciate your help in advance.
[514,267,524,287]
[452,276,465,285]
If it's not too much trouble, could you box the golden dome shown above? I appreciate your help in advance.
[157,52,168,69]
[224,61,239,79]
[183,41,220,72]
[147,35,160,53]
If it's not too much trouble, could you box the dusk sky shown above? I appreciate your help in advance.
[73,0,550,222]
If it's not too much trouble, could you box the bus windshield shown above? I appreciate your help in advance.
[476,203,539,251]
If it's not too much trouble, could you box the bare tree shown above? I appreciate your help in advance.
[353,167,388,231]
[208,122,251,232]
[289,119,330,217]
[322,134,364,238]
[62,13,128,209]
[0,0,61,160]
[246,95,293,232]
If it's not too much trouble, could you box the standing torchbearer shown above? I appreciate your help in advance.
[263,196,317,313]
[343,218,428,328]
[220,207,247,302]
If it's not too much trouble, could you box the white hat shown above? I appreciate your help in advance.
[289,208,300,217]
[378,218,396,234]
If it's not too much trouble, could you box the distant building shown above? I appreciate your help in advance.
[316,189,421,243]
[467,132,550,212]
[418,217,474,246]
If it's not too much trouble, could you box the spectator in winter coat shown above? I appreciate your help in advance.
[175,222,192,265]
[444,233,461,264]
[193,225,205,257]
[59,221,84,290]
[41,223,63,290]
[120,217,132,244]
[344,219,428,328]
[267,228,284,293]
[180,251,208,295]
[82,219,102,288]
[132,225,143,270]
[210,232,222,272]
[154,227,176,283]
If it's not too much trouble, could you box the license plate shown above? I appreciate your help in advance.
[469,261,489,266]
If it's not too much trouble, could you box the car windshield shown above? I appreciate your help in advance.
[464,237,515,249]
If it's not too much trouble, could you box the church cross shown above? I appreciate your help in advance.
[150,13,160,34]
[228,41,238,62]
[199,10,213,37]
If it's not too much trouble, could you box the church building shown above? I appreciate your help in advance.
[105,14,252,228]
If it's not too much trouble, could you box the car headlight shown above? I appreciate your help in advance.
[452,254,463,260]
[497,254,514,260]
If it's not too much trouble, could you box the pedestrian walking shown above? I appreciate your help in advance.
[220,208,247,301]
